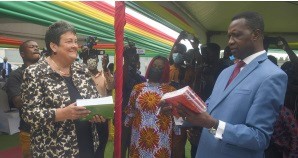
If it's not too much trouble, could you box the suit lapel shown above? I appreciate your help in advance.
[209,53,267,113]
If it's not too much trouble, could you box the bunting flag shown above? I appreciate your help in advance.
[114,2,125,158]
[0,1,178,57]
[0,36,23,48]
[93,43,115,49]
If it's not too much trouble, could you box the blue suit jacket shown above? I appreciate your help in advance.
[196,53,288,158]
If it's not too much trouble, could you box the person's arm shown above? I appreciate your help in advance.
[8,63,12,74]
[102,66,114,91]
[12,96,22,109]
[278,37,298,64]
[189,36,200,49]
[55,102,90,122]
[6,71,22,108]
[101,55,114,92]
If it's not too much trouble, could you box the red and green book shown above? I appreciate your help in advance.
[161,86,206,117]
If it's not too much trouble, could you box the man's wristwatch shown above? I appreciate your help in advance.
[208,120,219,135]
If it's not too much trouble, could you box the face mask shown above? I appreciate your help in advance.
[229,55,235,61]
[136,70,141,75]
[87,58,98,70]
[173,53,183,64]
[148,67,163,82]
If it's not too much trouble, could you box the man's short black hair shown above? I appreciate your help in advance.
[232,11,264,35]
[175,43,187,54]
[123,45,139,62]
[201,43,220,55]
[19,40,35,54]
[45,21,76,56]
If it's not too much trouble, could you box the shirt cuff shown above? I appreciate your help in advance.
[215,120,226,139]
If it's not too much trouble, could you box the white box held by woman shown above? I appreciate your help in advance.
[76,96,114,120]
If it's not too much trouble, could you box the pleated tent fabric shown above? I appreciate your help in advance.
[0,1,184,57]
[0,36,23,48]
[130,1,196,35]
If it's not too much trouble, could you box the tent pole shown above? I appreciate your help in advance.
[114,1,125,158]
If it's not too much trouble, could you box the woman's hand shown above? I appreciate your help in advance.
[55,102,91,121]
[89,115,106,123]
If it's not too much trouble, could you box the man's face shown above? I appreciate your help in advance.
[125,53,139,68]
[21,41,40,63]
[228,18,254,60]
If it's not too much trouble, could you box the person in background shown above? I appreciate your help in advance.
[168,31,189,158]
[81,50,114,158]
[183,37,203,158]
[163,11,288,158]
[218,46,234,73]
[83,53,114,98]
[21,21,104,158]
[266,37,298,158]
[6,40,40,158]
[124,56,176,158]
[199,43,221,101]
[122,43,146,158]
[107,63,114,96]
[0,56,12,79]
[169,31,188,87]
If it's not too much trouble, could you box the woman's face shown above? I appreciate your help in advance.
[152,58,165,70]
[51,31,78,63]
[148,58,165,82]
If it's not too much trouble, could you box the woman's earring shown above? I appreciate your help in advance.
[53,52,57,55]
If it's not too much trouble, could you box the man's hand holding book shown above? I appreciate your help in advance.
[159,86,218,129]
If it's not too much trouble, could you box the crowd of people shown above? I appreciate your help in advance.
[0,11,297,158]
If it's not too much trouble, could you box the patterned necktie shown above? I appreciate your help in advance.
[226,60,246,87]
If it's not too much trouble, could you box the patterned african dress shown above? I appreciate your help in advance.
[272,106,298,158]
[125,82,176,158]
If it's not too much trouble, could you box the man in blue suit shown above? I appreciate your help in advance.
[0,56,12,79]
[176,11,288,158]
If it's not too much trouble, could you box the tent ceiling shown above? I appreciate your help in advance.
[178,1,298,33]
[138,1,298,49]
